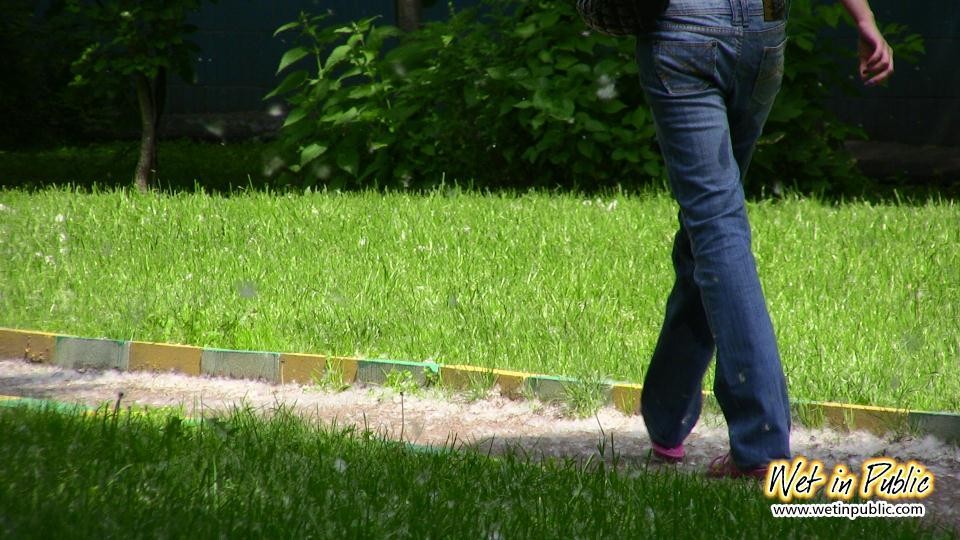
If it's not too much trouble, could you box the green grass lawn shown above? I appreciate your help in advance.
[0,403,944,538]
[0,187,957,412]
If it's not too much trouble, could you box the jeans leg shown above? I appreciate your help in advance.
[642,217,715,447]
[718,32,792,468]
[637,36,790,468]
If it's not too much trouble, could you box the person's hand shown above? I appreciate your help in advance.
[857,20,893,86]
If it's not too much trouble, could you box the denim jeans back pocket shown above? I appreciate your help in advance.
[653,40,718,95]
[751,38,787,105]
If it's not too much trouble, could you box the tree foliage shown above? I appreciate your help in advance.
[67,0,213,190]
[266,0,923,196]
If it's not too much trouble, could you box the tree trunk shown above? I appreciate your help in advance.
[133,73,157,192]
[397,0,422,32]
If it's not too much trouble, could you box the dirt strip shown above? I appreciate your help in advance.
[2,359,957,533]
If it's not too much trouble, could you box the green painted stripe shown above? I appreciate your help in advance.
[0,395,96,415]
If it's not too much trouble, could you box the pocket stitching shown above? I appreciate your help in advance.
[653,40,718,95]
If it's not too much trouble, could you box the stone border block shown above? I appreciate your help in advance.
[54,336,129,370]
[524,375,577,402]
[909,411,960,444]
[129,341,202,376]
[279,353,327,385]
[611,383,642,415]
[356,359,438,386]
[324,357,359,384]
[439,364,495,390]
[201,349,280,382]
[0,328,57,363]
[491,369,527,397]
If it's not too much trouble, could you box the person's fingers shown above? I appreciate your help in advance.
[865,70,890,86]
[859,37,893,85]
[864,59,888,80]
[865,56,893,86]
[865,42,891,70]
[856,26,894,86]
[861,58,883,81]
[864,64,891,85]
[859,39,878,77]
[865,50,886,71]
[868,37,886,60]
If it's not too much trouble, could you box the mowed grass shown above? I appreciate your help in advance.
[0,188,957,412]
[0,404,944,539]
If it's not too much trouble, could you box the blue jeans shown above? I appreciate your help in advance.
[636,0,791,469]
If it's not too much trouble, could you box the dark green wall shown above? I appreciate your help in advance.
[821,2,960,146]
[168,0,959,146]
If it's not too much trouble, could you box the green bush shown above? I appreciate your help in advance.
[266,0,923,195]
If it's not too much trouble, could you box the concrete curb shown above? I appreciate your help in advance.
[3,326,959,443]
[356,359,439,387]
[201,349,280,382]
[0,329,56,363]
[55,336,129,371]
[130,341,202,376]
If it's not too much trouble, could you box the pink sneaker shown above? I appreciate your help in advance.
[650,441,685,463]
[706,453,767,480]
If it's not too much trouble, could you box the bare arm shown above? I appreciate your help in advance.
[838,0,894,86]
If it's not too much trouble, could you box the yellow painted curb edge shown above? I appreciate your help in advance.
[440,364,528,397]
[611,384,643,416]
[278,353,360,385]
[0,328,58,364]
[129,341,202,376]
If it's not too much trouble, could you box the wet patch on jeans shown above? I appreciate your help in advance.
[751,38,787,106]
[717,129,731,170]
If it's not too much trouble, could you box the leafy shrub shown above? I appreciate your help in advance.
[265,2,659,191]
[267,0,922,196]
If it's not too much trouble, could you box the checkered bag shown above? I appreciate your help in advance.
[575,0,670,36]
